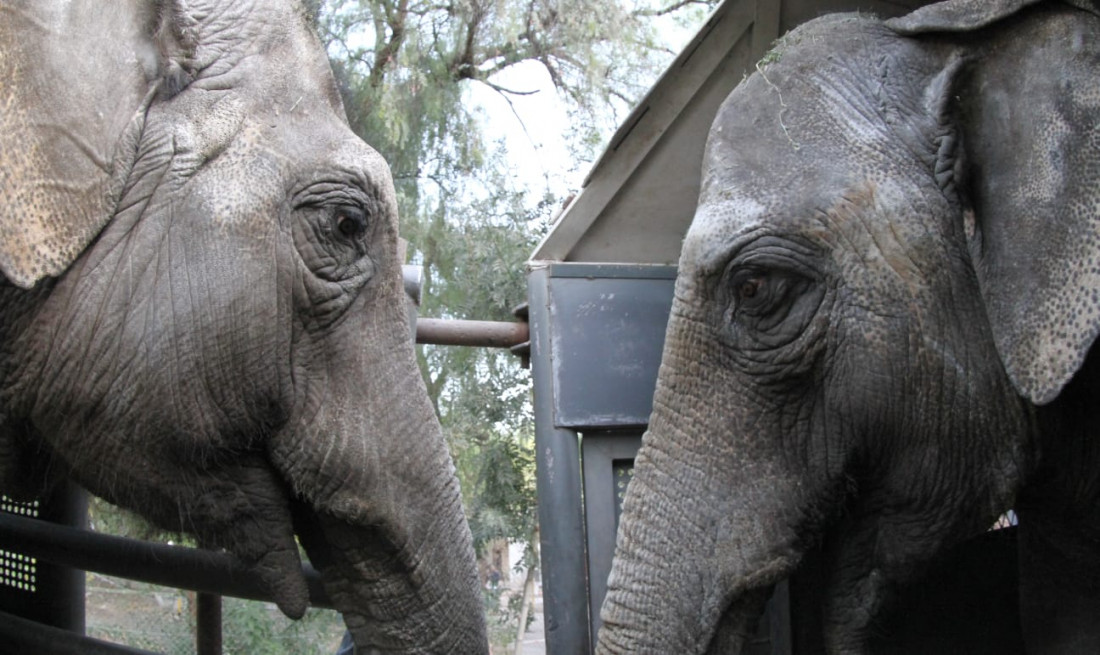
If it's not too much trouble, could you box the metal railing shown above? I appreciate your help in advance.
[0,510,333,654]
[0,312,530,654]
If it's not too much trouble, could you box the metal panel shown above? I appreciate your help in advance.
[0,482,86,633]
[581,432,642,645]
[549,265,676,428]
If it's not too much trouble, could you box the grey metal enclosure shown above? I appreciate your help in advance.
[526,1,946,653]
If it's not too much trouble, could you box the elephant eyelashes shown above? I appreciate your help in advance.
[738,276,762,300]
[730,269,782,316]
[335,206,369,240]
[725,265,821,341]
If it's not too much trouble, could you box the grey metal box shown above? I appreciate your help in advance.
[548,265,676,429]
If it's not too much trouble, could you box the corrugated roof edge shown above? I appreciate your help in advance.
[529,0,740,263]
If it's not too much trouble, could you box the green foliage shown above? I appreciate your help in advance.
[482,583,527,650]
[313,0,719,556]
[221,600,344,654]
[86,574,344,655]
[315,0,717,164]
[88,495,193,546]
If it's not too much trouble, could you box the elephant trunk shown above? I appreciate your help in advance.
[597,421,805,654]
[597,307,820,655]
[272,284,487,652]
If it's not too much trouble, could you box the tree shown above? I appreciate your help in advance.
[310,0,720,647]
[312,0,720,174]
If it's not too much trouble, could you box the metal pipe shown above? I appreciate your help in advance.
[0,512,332,609]
[0,609,157,655]
[197,593,223,655]
[402,265,423,307]
[415,318,529,348]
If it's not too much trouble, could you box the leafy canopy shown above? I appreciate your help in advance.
[309,0,719,556]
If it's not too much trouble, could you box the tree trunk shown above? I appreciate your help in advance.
[513,533,539,655]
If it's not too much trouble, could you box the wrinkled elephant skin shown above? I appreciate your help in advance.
[598,1,1100,653]
[0,1,487,652]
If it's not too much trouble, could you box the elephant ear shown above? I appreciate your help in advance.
[886,0,1099,34]
[906,2,1100,405]
[0,3,161,288]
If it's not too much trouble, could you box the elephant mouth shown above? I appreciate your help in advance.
[288,496,454,650]
[227,487,413,623]
[189,460,314,620]
[222,492,406,622]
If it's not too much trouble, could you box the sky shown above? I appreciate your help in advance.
[463,9,713,213]
[466,61,578,205]
[324,1,717,219]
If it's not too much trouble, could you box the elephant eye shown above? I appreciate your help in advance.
[335,206,368,240]
[722,249,825,345]
[727,267,814,328]
[737,277,762,301]
[731,269,774,310]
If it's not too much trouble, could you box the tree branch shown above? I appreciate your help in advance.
[449,0,485,79]
[633,0,712,17]
[370,0,410,89]
[477,80,539,96]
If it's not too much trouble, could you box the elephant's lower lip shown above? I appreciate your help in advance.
[240,514,311,619]
[251,553,310,619]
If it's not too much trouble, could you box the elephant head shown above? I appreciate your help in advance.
[598,1,1100,653]
[0,1,486,651]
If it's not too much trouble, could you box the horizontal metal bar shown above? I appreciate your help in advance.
[0,512,332,609]
[0,609,158,655]
[543,262,678,280]
[416,318,529,348]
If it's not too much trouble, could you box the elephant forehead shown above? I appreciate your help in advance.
[683,169,951,305]
[681,194,768,272]
[684,148,858,276]
[201,127,396,220]
[321,137,398,213]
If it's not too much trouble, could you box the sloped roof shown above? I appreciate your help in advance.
[529,0,932,265]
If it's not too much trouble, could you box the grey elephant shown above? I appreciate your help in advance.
[0,1,486,652]
[598,0,1100,653]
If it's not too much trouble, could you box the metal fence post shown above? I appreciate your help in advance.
[196,592,222,655]
[527,266,592,654]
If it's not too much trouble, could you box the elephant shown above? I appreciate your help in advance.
[0,1,487,652]
[597,0,1100,653]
